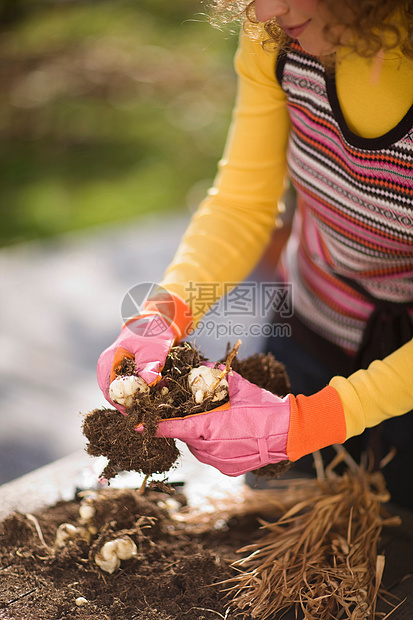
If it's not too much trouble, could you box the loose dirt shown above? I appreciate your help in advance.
[0,487,262,620]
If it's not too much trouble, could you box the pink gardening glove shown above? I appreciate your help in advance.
[97,291,192,412]
[136,363,347,476]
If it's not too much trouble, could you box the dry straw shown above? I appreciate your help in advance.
[225,449,401,619]
[179,447,402,619]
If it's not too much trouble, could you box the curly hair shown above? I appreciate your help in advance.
[207,0,413,59]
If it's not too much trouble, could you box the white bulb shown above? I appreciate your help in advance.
[95,536,137,573]
[115,537,137,560]
[95,541,120,574]
[188,367,228,404]
[79,503,95,521]
[100,540,118,560]
[109,375,149,407]
[55,523,79,548]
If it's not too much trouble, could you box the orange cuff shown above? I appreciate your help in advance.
[286,386,347,462]
[110,347,134,383]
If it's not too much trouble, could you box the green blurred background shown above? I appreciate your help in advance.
[0,0,238,246]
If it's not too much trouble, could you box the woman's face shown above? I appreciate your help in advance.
[254,0,343,56]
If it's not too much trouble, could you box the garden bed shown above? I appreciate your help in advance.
[0,485,260,620]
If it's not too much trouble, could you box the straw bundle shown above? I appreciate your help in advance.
[223,456,401,619]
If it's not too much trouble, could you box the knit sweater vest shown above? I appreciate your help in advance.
[276,42,413,357]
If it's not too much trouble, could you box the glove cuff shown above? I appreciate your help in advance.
[286,386,346,462]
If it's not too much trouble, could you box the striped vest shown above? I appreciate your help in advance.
[276,42,413,356]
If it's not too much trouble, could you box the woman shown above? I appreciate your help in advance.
[97,0,413,507]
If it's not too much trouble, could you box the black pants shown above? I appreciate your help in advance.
[262,328,413,510]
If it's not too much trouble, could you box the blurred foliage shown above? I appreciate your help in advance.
[0,0,238,245]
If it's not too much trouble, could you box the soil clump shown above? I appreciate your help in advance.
[82,342,292,482]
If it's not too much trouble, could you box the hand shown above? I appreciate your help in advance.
[97,292,192,412]
[143,364,346,476]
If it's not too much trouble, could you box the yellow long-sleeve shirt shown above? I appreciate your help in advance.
[160,28,413,441]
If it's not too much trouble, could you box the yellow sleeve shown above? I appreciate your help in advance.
[330,339,413,439]
[160,28,290,324]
